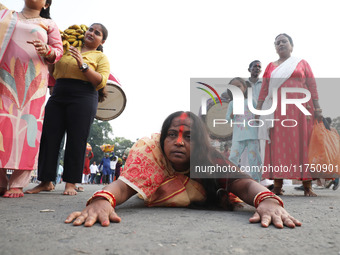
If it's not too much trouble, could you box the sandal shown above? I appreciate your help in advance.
[75,186,84,192]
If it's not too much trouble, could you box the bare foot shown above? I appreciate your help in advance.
[25,181,54,194]
[272,187,284,195]
[304,188,317,197]
[3,188,24,198]
[0,187,7,196]
[63,183,77,195]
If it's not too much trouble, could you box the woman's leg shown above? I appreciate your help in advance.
[273,179,283,195]
[303,180,317,197]
[229,141,246,167]
[25,97,64,194]
[62,83,97,190]
[38,95,66,182]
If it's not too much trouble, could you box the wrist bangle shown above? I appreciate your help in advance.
[45,44,51,56]
[253,191,284,208]
[86,190,116,208]
[44,45,53,59]
[314,108,322,112]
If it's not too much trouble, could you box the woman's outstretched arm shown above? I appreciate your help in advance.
[229,178,302,229]
[65,180,137,227]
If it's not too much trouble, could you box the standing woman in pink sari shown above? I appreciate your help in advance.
[0,0,63,198]
[256,33,322,196]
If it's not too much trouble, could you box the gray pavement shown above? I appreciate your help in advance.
[1,183,340,255]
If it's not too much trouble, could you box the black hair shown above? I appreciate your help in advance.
[40,0,52,19]
[325,117,332,125]
[160,111,215,164]
[89,23,109,102]
[275,33,294,46]
[227,77,248,100]
[248,60,261,70]
[159,111,236,209]
[90,23,108,52]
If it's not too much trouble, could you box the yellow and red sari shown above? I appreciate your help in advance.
[120,133,206,207]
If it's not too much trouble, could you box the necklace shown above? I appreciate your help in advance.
[21,12,40,19]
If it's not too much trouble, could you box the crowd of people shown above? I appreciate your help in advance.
[82,153,123,185]
[0,1,339,229]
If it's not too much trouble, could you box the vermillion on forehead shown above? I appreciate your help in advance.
[171,114,191,127]
[179,112,188,121]
[169,113,190,143]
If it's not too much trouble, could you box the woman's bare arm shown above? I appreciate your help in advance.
[65,180,137,227]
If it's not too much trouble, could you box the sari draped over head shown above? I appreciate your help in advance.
[119,133,206,207]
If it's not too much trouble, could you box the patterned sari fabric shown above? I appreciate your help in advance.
[0,10,63,170]
[120,134,206,207]
[0,3,6,11]
[259,60,319,179]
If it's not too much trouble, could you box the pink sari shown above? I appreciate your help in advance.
[259,59,319,179]
[0,10,63,170]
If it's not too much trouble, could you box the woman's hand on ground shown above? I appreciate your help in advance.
[65,198,121,227]
[248,199,302,228]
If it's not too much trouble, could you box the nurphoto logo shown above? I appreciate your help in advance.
[196,82,312,128]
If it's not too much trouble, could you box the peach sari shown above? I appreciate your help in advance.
[119,133,206,207]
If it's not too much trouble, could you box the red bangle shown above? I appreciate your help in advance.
[86,190,116,208]
[45,44,51,55]
[253,191,284,208]
[45,45,53,58]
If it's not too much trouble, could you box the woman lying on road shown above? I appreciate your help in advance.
[65,111,302,228]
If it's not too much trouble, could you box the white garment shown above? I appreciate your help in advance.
[82,174,90,184]
[90,164,98,174]
[110,158,118,170]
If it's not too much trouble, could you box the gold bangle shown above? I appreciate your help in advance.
[86,190,116,208]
